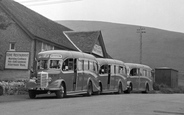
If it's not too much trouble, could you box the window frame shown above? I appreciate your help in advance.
[9,42,16,51]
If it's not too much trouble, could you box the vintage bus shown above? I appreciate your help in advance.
[96,58,127,94]
[125,63,153,93]
[26,50,100,99]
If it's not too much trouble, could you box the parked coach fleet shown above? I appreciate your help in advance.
[26,50,154,99]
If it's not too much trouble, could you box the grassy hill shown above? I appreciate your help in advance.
[56,20,184,74]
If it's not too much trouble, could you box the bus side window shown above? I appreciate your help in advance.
[84,60,88,70]
[99,65,105,74]
[93,62,98,73]
[62,59,67,71]
[62,59,72,71]
[113,65,116,74]
[137,68,144,76]
[68,58,74,70]
[119,66,123,75]
[130,68,137,76]
[89,61,93,71]
[78,60,83,71]
[99,65,108,74]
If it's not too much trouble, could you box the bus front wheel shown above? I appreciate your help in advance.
[124,84,132,94]
[55,83,65,98]
[98,83,102,95]
[28,90,36,99]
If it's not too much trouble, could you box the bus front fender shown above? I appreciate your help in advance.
[48,79,65,89]
[126,81,132,90]
[26,79,38,89]
[117,80,126,91]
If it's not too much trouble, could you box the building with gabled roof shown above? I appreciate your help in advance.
[0,0,79,80]
[64,30,111,58]
[0,0,110,80]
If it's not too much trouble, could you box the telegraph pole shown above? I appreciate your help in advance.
[137,26,146,64]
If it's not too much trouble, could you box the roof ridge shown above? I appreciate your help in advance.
[64,30,101,33]
[63,32,82,52]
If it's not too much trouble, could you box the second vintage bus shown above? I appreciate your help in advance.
[96,58,127,94]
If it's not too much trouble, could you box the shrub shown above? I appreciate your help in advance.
[0,80,28,95]
[153,82,184,94]
[160,88,174,94]
[153,82,160,90]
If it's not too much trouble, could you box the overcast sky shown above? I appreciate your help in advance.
[14,0,184,33]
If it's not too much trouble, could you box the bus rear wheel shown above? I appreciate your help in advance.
[117,83,123,94]
[86,81,93,96]
[29,90,36,99]
[143,84,149,93]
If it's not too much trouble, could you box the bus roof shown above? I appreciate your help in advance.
[125,63,152,70]
[37,50,96,60]
[96,58,125,66]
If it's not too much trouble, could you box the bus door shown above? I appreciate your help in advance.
[73,59,77,91]
[130,68,139,91]
[137,68,141,90]
[99,64,108,90]
[110,65,116,89]
[139,69,147,91]
[76,59,84,91]
[107,65,111,89]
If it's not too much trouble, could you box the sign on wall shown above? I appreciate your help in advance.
[5,52,29,69]
[92,44,103,57]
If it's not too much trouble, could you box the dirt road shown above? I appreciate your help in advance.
[0,93,184,115]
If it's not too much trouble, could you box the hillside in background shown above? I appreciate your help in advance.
[56,20,184,73]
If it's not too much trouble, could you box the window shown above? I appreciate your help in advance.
[99,65,108,74]
[93,62,98,73]
[124,67,127,75]
[84,60,88,70]
[62,58,74,71]
[49,60,62,69]
[119,66,124,75]
[142,69,148,76]
[41,43,54,51]
[130,68,138,76]
[147,71,150,77]
[89,61,93,71]
[113,65,116,74]
[78,60,83,71]
[38,60,48,70]
[116,66,119,74]
[9,42,15,51]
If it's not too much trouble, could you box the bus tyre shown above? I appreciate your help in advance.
[124,84,132,94]
[143,84,149,93]
[29,90,36,99]
[86,81,93,96]
[98,83,102,95]
[117,83,123,94]
[55,84,65,98]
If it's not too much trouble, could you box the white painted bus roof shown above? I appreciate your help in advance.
[125,63,152,70]
[96,58,125,66]
[38,50,96,60]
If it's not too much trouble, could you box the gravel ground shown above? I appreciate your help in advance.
[0,95,29,103]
